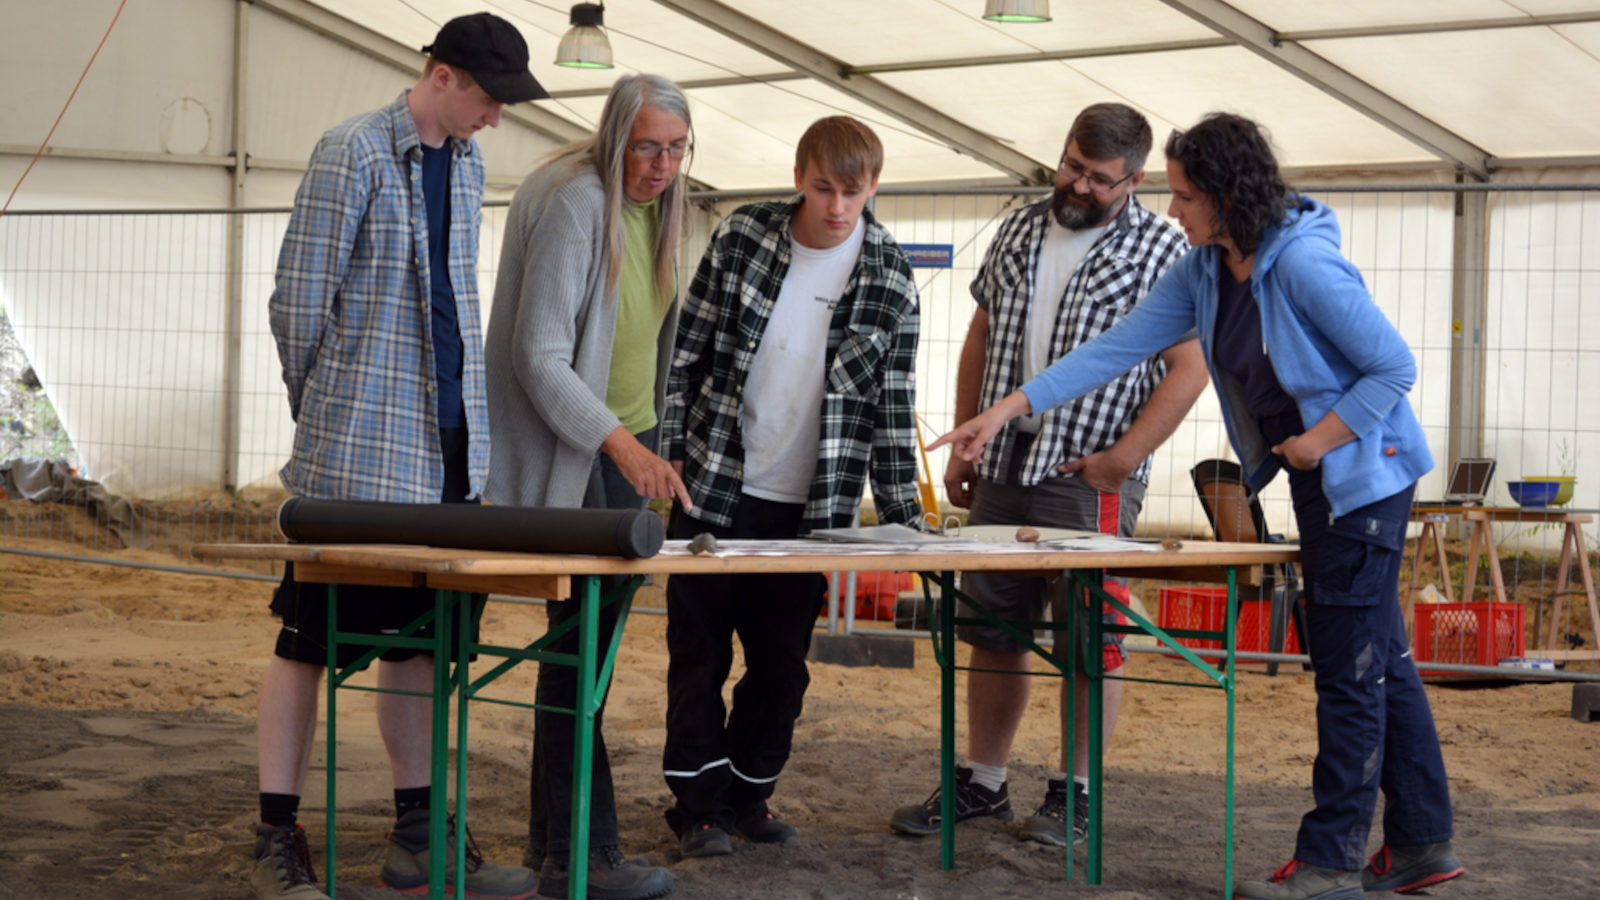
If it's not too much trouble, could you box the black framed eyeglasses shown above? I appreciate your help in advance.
[1057,153,1134,193]
[628,141,691,160]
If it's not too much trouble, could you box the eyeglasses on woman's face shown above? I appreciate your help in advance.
[628,140,691,160]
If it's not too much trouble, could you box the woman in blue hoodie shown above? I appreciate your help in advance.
[931,113,1463,900]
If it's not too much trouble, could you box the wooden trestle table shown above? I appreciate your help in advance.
[196,536,1299,898]
[1406,505,1599,661]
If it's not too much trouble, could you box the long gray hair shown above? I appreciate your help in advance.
[544,74,691,302]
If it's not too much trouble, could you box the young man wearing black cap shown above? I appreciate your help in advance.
[254,13,548,900]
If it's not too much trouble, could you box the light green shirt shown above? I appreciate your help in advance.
[606,197,671,433]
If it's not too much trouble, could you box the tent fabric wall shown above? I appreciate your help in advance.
[2,0,1598,527]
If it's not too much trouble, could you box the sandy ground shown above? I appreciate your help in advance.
[3,527,1599,900]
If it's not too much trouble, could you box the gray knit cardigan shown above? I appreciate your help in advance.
[483,156,678,508]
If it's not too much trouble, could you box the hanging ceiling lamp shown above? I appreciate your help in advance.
[983,0,1051,23]
[556,3,613,68]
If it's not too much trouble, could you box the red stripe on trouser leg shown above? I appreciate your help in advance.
[1095,490,1129,621]
[1096,490,1119,537]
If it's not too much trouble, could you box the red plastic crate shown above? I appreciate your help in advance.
[820,571,914,621]
[1413,601,1523,673]
[1156,585,1300,660]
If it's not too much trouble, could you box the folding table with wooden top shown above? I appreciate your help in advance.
[196,537,1298,898]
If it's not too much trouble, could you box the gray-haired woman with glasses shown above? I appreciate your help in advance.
[484,72,692,900]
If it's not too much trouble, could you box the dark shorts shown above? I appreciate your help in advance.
[270,426,483,670]
[957,435,1144,671]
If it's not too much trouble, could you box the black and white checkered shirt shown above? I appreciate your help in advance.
[973,195,1188,486]
[661,198,922,532]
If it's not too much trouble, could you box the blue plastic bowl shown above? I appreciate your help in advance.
[1506,480,1560,508]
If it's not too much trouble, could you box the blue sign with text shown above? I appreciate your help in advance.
[901,243,954,269]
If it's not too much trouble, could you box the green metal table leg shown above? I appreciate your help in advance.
[1086,571,1104,885]
[429,587,453,900]
[1225,565,1238,894]
[568,575,600,900]
[937,570,957,871]
[1063,574,1077,884]
[455,591,473,900]
[325,584,339,899]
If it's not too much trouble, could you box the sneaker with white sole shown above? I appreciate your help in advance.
[888,766,1014,837]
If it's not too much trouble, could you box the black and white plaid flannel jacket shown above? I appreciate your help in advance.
[974,195,1188,486]
[661,197,922,532]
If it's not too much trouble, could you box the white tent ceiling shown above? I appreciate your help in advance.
[282,0,1600,189]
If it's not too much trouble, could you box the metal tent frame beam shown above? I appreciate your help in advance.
[255,0,590,147]
[1158,0,1493,180]
[650,0,1053,185]
[559,11,1600,94]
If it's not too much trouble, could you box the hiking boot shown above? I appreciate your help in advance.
[888,766,1014,837]
[1018,779,1088,847]
[733,807,798,844]
[379,808,539,898]
[678,823,732,859]
[1362,841,1464,894]
[250,823,329,900]
[536,845,672,900]
[1233,859,1363,900]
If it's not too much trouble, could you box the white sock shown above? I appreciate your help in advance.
[968,761,1007,792]
[1073,775,1089,789]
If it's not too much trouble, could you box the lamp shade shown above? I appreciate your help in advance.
[983,0,1051,23]
[556,3,613,68]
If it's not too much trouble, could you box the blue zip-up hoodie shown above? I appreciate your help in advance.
[1020,196,1432,517]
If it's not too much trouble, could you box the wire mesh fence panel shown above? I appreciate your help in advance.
[2,186,1596,616]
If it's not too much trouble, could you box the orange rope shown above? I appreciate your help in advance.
[1,0,129,218]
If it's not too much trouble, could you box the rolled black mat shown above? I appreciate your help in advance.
[276,498,663,559]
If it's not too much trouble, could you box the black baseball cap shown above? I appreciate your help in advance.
[423,13,549,104]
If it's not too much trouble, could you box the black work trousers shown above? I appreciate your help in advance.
[661,494,825,835]
[526,428,657,862]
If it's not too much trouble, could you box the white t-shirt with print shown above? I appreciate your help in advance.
[742,219,866,503]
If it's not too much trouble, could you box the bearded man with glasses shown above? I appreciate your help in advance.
[889,102,1207,849]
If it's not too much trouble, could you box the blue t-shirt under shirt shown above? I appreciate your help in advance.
[1214,269,1296,420]
[421,142,464,428]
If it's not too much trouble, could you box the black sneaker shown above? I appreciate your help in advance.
[379,808,539,898]
[1018,779,1088,847]
[536,845,673,900]
[249,823,330,900]
[733,807,798,844]
[678,823,732,859]
[1362,841,1464,894]
[888,766,1014,837]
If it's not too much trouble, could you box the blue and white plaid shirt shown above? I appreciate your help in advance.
[270,92,490,502]
[973,195,1188,487]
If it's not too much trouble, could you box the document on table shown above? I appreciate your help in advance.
[807,523,978,544]
[657,536,1161,557]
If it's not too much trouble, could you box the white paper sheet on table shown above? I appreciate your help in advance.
[657,537,1160,557]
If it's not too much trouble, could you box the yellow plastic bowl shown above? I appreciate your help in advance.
[1524,475,1576,506]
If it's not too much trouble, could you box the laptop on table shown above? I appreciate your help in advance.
[1414,458,1496,508]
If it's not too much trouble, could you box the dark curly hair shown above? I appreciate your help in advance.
[1164,113,1295,257]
